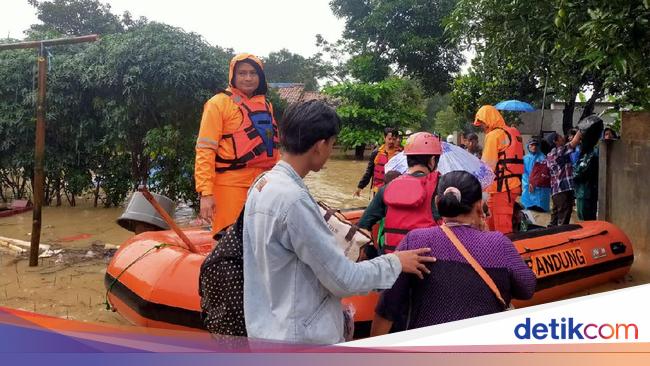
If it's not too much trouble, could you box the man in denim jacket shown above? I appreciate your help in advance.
[243,101,436,344]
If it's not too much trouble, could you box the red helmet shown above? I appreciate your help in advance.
[403,132,442,155]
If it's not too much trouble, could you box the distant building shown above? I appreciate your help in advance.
[517,101,616,135]
[268,83,327,105]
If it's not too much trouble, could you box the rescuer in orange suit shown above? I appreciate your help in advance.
[195,54,279,235]
[474,105,524,234]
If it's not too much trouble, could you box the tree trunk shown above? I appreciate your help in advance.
[580,80,605,120]
[55,177,62,207]
[44,177,51,206]
[93,177,101,208]
[0,170,7,202]
[64,189,74,206]
[562,87,580,135]
[130,149,150,188]
[19,175,27,199]
[562,101,576,136]
[354,144,366,160]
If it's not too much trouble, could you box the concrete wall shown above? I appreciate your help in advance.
[598,111,650,252]
[518,103,617,135]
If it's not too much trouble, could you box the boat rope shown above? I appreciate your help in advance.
[104,242,185,311]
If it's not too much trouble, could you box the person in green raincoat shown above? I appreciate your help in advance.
[573,115,603,221]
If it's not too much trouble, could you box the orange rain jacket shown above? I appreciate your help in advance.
[474,105,522,193]
[194,54,278,232]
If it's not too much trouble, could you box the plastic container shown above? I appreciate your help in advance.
[116,192,175,232]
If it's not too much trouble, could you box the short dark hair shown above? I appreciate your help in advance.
[546,132,560,146]
[406,155,439,168]
[437,171,482,217]
[603,127,618,138]
[384,127,398,137]
[279,100,340,154]
[384,170,402,185]
[466,132,479,141]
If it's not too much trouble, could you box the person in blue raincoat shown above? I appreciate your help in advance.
[521,139,551,212]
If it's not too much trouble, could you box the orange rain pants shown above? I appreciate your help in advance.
[211,185,248,235]
[486,186,522,234]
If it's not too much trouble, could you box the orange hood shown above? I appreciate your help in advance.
[474,105,507,132]
[228,53,268,96]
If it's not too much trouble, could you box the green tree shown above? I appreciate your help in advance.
[80,22,231,189]
[323,77,426,158]
[314,35,354,84]
[330,0,463,93]
[1,3,232,208]
[346,53,391,83]
[143,125,197,207]
[422,93,454,132]
[578,1,650,108]
[433,105,465,136]
[27,0,125,35]
[267,87,288,123]
[450,56,542,123]
[0,47,35,202]
[447,0,650,133]
[264,49,329,91]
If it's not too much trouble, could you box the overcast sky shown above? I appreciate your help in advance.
[1,0,346,57]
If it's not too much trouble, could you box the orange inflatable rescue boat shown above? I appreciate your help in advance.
[105,205,634,337]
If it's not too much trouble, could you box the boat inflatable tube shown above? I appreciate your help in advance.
[106,214,633,338]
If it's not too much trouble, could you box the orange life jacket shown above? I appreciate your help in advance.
[494,126,524,193]
[383,172,440,252]
[215,91,279,172]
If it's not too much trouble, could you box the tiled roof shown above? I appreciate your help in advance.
[301,91,324,102]
[271,83,328,105]
[268,82,304,88]
[277,85,306,105]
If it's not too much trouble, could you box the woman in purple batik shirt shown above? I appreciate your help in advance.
[371,170,536,336]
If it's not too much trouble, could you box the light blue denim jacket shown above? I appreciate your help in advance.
[243,161,402,344]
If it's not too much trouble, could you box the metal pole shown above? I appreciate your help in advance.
[29,44,47,267]
[539,71,549,138]
[0,35,99,51]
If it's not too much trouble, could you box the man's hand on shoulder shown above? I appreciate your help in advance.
[393,248,437,279]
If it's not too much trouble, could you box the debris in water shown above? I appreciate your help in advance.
[58,233,93,242]
[39,249,63,258]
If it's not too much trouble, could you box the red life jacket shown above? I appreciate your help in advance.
[215,91,279,172]
[383,172,440,252]
[372,150,389,190]
[494,126,524,193]
[372,145,401,191]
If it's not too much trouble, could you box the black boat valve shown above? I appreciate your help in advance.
[610,242,627,255]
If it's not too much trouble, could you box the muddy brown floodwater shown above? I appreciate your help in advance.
[0,158,647,328]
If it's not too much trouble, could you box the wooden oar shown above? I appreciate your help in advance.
[138,186,199,253]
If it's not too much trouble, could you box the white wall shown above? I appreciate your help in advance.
[518,103,617,136]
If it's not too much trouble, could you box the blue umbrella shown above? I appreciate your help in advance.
[495,100,535,112]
